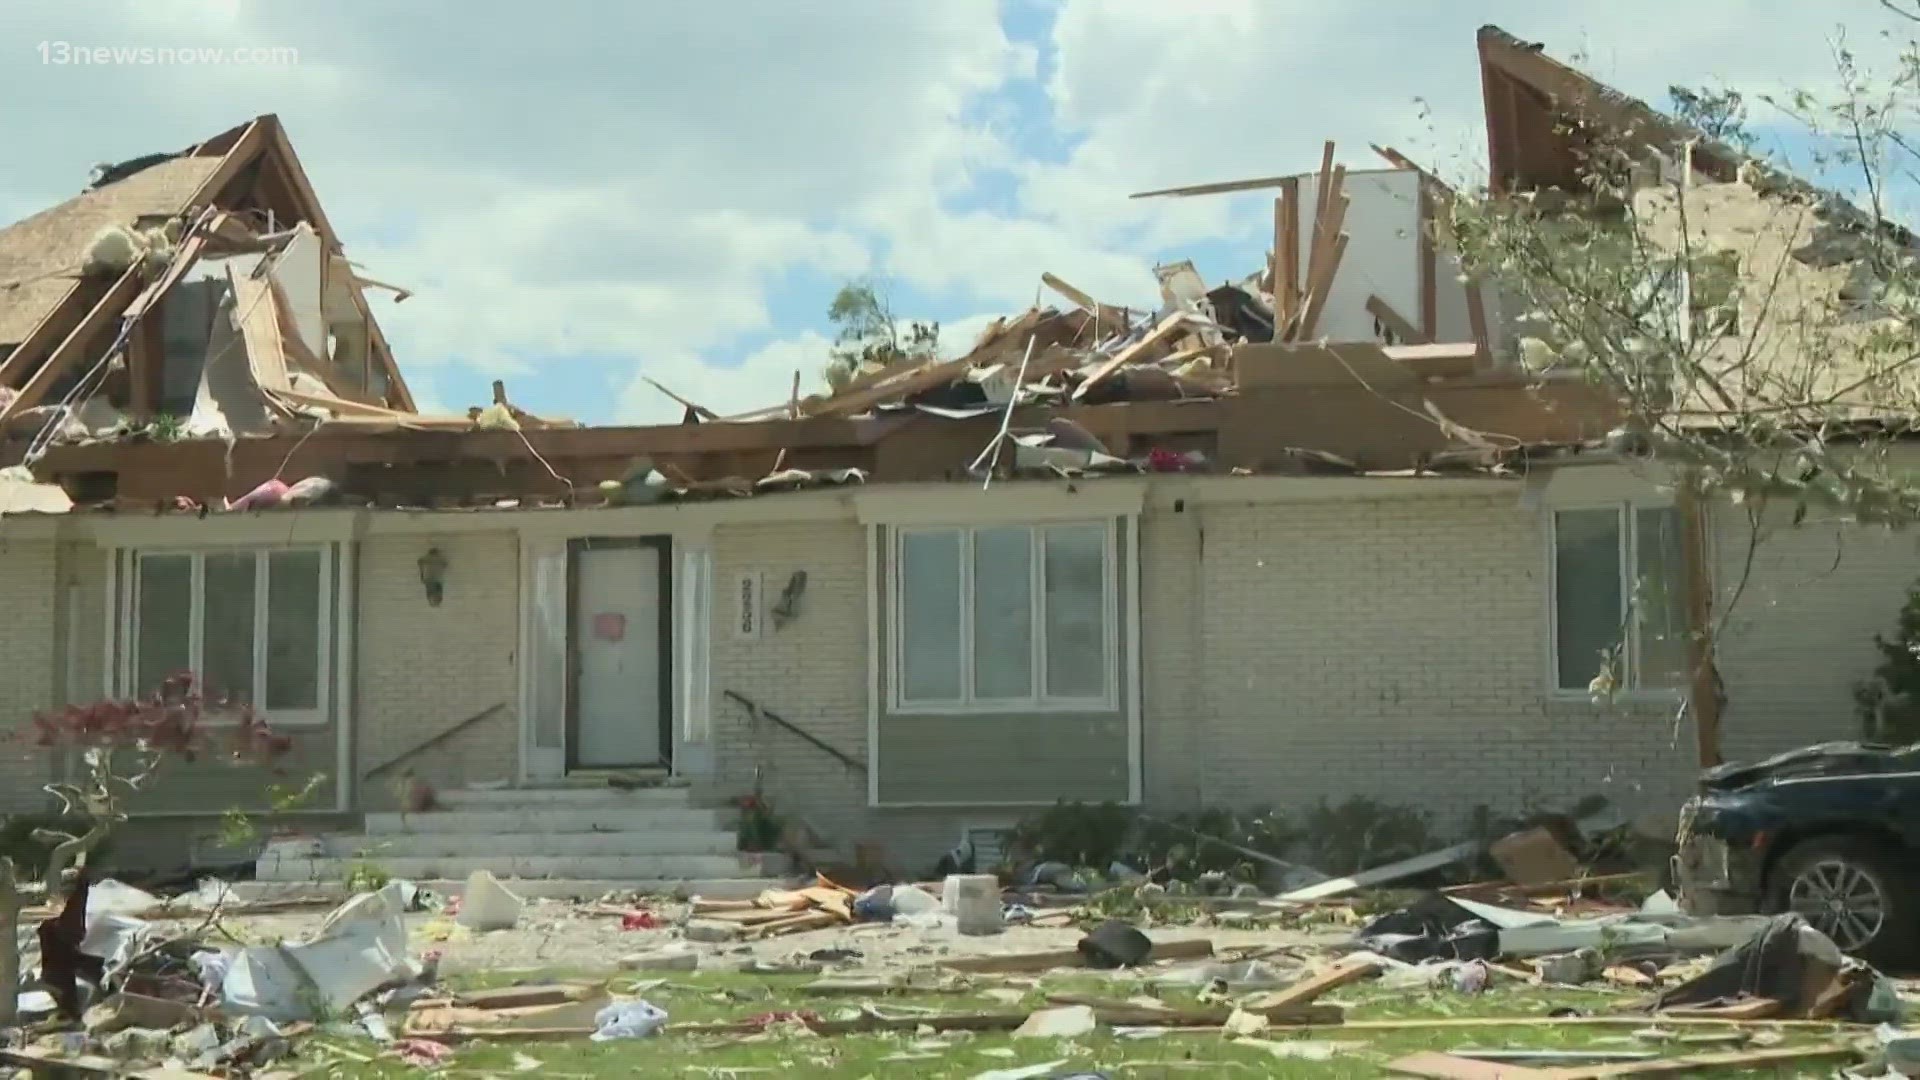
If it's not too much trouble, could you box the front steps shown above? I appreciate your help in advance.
[255,783,790,890]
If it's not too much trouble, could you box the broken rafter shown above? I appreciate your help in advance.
[642,376,718,421]
[1071,311,1193,401]
[1128,174,1299,200]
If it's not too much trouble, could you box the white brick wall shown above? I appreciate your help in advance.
[0,535,57,813]
[1181,494,1689,834]
[354,532,521,807]
[1711,504,1920,762]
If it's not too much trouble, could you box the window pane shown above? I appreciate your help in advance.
[201,553,257,704]
[266,550,323,710]
[971,527,1033,700]
[1043,524,1107,698]
[1634,506,1689,689]
[135,555,192,695]
[899,530,962,702]
[1554,508,1624,691]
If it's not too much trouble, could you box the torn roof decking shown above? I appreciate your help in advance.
[0,114,418,421]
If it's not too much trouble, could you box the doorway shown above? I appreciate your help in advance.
[566,536,673,770]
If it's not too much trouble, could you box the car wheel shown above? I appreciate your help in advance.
[1768,836,1917,962]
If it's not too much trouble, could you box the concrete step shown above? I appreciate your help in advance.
[320,830,740,859]
[365,807,733,835]
[433,785,694,810]
[226,877,789,903]
[255,851,788,883]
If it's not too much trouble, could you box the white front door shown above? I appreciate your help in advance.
[571,541,666,769]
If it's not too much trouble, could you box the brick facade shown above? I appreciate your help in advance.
[354,532,522,808]
[0,535,57,812]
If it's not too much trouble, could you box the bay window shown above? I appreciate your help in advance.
[1550,505,1688,694]
[122,547,332,723]
[892,522,1116,711]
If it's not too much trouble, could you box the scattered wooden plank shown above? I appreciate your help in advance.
[1241,958,1382,1014]
[1658,998,1782,1021]
[1071,311,1193,401]
[1558,1043,1855,1078]
[1044,994,1343,1028]
[1390,1051,1556,1079]
[455,984,592,1010]
[744,910,839,939]
[1366,294,1430,346]
[408,1026,594,1045]
[0,1045,222,1078]
[938,937,1214,974]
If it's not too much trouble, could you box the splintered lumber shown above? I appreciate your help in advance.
[1275,179,1301,321]
[641,376,717,420]
[1241,958,1381,1014]
[938,937,1214,974]
[1071,311,1193,401]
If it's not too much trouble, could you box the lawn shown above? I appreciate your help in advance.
[296,967,1871,1078]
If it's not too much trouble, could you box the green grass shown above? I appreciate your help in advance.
[293,969,1870,1078]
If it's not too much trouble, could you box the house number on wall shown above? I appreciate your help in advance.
[732,570,762,641]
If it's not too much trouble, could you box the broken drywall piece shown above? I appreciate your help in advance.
[1013,1004,1098,1039]
[455,871,524,932]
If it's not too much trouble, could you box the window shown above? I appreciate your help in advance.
[125,547,331,722]
[1550,506,1688,694]
[892,522,1115,710]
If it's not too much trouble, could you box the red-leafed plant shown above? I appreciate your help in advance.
[0,672,293,1023]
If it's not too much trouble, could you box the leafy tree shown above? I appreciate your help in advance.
[1856,579,1920,743]
[0,673,293,1022]
[823,279,939,391]
[1443,19,1920,755]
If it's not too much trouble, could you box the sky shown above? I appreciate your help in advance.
[3,1,1916,424]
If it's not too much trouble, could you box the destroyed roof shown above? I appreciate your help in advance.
[0,115,426,431]
[0,155,224,347]
[1478,25,1920,426]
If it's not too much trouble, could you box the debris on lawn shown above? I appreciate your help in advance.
[0,794,1903,1080]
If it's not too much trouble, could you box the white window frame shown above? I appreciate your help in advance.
[114,545,334,727]
[1545,503,1687,699]
[888,520,1120,715]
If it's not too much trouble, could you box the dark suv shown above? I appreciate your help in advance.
[1673,741,1920,963]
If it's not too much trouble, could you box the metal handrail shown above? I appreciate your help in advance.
[723,689,867,774]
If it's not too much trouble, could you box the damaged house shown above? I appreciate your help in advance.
[0,32,1914,888]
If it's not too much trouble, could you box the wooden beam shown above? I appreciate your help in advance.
[1040,272,1127,328]
[1677,481,1722,769]
[1071,312,1190,401]
[1276,178,1301,323]
[1128,174,1297,200]
[642,376,718,421]
[0,278,109,389]
[1365,295,1428,345]
[184,116,275,210]
[0,266,146,422]
[1296,235,1348,341]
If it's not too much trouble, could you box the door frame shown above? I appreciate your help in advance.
[564,535,674,770]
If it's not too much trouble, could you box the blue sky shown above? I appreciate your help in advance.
[3,0,1915,423]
